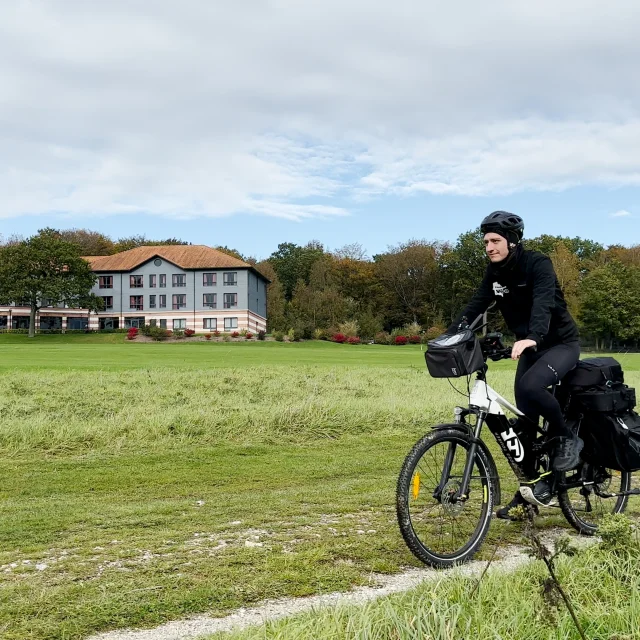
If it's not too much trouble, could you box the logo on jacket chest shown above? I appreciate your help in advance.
[492,282,509,297]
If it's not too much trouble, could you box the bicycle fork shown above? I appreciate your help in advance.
[433,412,487,503]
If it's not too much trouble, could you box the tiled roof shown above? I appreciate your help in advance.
[83,245,251,272]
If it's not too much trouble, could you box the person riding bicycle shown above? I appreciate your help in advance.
[447,211,582,515]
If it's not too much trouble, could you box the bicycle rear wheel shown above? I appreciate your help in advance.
[558,463,632,535]
[396,428,495,568]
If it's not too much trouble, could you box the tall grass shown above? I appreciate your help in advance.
[2,367,639,455]
[0,368,509,454]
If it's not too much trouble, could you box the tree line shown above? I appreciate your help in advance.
[1,227,639,348]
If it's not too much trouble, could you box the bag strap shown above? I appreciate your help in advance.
[601,368,614,388]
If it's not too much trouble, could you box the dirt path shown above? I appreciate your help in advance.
[89,544,534,640]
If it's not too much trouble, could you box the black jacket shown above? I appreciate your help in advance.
[448,246,579,348]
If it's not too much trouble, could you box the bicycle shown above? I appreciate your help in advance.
[396,315,638,568]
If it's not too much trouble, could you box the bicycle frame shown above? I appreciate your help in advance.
[454,372,546,500]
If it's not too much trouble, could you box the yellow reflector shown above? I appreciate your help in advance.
[412,473,421,500]
[483,485,488,503]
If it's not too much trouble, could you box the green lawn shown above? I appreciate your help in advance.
[0,337,638,639]
[0,334,435,370]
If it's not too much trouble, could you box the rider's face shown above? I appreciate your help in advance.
[484,233,509,262]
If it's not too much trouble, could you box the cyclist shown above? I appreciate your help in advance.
[447,211,582,514]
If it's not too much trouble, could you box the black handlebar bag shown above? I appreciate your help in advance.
[426,331,484,378]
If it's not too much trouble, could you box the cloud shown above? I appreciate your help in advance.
[2,1,640,221]
[610,210,632,218]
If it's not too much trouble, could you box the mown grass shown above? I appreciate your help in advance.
[0,334,435,370]
[0,340,638,639]
[208,531,640,640]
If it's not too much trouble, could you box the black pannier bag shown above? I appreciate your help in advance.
[426,330,484,379]
[566,357,636,414]
[565,357,624,389]
[572,386,636,413]
[579,410,640,472]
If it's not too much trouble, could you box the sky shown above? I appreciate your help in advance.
[1,0,639,260]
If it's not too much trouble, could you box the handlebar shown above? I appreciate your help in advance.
[486,346,513,362]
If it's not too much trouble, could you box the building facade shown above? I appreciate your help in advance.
[0,245,268,333]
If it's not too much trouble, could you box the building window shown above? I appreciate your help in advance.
[203,318,217,330]
[203,273,217,287]
[223,293,237,309]
[149,295,156,309]
[149,274,157,288]
[130,275,143,288]
[172,274,187,287]
[99,317,119,330]
[224,317,238,330]
[172,294,186,310]
[99,275,113,289]
[130,295,143,311]
[159,274,166,288]
[173,318,186,330]
[40,316,62,330]
[159,294,167,309]
[223,272,237,286]
[68,317,89,330]
[149,319,157,327]
[102,296,113,310]
[154,258,162,267]
[159,319,167,329]
[203,293,217,308]
[124,317,145,329]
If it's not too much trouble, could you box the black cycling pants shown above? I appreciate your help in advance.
[514,341,580,439]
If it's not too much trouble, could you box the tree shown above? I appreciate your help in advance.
[56,229,115,256]
[0,229,100,338]
[113,236,189,252]
[214,246,246,262]
[578,261,640,349]
[332,242,368,261]
[526,235,603,268]
[374,240,442,327]
[268,241,325,300]
[438,230,487,324]
[254,260,286,332]
[597,244,640,268]
[331,255,382,310]
[549,241,581,319]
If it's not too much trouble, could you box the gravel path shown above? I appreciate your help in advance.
[88,544,534,640]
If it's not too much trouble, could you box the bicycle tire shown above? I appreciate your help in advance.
[396,428,496,568]
[558,464,631,536]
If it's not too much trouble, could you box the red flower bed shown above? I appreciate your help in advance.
[332,333,347,343]
[395,335,408,345]
[245,332,253,339]
[347,336,361,344]
[184,329,195,337]
[231,331,240,338]
[126,327,139,340]
[408,335,421,344]
[204,333,212,340]
[213,330,221,336]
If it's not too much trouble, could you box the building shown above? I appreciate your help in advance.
[0,245,269,333]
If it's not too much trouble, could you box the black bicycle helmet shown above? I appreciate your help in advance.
[480,211,524,242]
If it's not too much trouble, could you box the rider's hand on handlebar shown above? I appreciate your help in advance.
[511,339,537,360]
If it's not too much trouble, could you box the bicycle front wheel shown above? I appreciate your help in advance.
[396,428,495,568]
